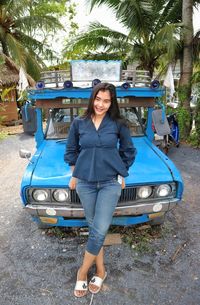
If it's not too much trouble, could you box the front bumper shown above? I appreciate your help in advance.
[24,198,179,218]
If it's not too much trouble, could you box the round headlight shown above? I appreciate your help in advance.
[53,189,69,202]
[33,189,48,202]
[137,186,152,199]
[156,184,171,197]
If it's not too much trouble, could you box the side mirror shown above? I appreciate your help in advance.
[19,149,32,159]
[152,109,170,136]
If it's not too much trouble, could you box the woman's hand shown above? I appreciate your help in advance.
[118,175,126,189]
[121,177,126,189]
[69,177,77,190]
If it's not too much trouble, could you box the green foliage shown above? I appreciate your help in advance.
[192,70,200,84]
[109,224,163,254]
[188,131,200,147]
[177,106,191,140]
[0,130,8,140]
[176,84,192,139]
[178,85,190,106]
[47,61,71,71]
[189,93,200,147]
[0,87,15,101]
[0,87,15,124]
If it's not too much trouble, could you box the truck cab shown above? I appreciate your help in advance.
[20,60,183,228]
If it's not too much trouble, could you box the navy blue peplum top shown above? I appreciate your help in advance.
[64,114,136,182]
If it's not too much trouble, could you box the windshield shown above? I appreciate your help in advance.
[45,98,144,139]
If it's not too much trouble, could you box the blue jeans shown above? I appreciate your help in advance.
[76,178,122,256]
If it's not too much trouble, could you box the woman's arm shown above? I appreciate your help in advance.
[64,119,80,190]
[69,166,77,190]
[118,123,137,170]
[64,119,80,166]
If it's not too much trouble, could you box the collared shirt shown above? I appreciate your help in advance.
[64,114,136,182]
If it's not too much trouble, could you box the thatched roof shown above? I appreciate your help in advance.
[0,53,35,87]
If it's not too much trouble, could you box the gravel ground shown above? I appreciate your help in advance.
[0,132,200,305]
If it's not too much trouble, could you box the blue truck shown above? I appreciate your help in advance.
[20,61,183,228]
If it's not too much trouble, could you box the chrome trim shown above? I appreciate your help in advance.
[24,198,179,218]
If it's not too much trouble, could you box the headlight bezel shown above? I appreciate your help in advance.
[53,189,69,202]
[155,184,172,197]
[136,183,175,200]
[27,188,70,204]
[32,189,49,202]
[137,186,153,199]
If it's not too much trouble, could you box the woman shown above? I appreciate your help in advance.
[64,83,136,297]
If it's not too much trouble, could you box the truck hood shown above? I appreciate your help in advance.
[30,138,173,187]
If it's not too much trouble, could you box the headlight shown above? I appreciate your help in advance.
[33,189,48,202]
[53,189,69,202]
[137,186,152,199]
[156,184,171,197]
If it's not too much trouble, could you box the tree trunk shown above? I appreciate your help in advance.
[178,0,193,139]
[0,39,10,57]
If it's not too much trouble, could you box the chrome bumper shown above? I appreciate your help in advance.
[24,198,179,218]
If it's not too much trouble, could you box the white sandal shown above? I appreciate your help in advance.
[74,271,88,298]
[89,272,107,294]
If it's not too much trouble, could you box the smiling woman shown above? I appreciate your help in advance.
[64,82,136,297]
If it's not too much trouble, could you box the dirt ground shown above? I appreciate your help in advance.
[0,124,23,136]
[0,129,200,305]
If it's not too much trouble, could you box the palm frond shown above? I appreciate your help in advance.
[15,15,64,33]
[155,23,182,61]
[14,30,56,61]
[155,0,182,29]
[116,0,154,34]
[64,22,130,58]
[6,33,27,65]
[89,0,120,11]
[81,51,125,61]
[193,29,200,63]
[25,51,44,80]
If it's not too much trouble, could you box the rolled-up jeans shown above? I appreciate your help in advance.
[76,178,122,256]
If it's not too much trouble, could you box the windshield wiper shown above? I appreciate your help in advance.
[56,139,67,143]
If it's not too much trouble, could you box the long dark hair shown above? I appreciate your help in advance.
[83,82,122,121]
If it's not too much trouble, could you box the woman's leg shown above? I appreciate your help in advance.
[95,247,105,275]
[75,179,121,295]
[86,179,121,255]
[87,180,121,292]
[89,247,105,292]
[75,181,97,296]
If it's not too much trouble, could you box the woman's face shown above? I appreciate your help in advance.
[93,90,111,117]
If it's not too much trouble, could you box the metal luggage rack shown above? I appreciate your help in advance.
[39,69,152,89]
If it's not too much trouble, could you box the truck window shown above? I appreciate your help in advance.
[45,99,144,139]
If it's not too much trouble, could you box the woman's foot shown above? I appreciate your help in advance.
[89,268,107,294]
[74,267,88,298]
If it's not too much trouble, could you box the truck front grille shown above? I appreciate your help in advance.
[70,187,136,207]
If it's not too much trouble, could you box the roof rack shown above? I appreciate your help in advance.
[40,69,152,89]
[39,60,152,89]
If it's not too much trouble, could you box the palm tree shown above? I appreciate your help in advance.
[65,0,200,140]
[0,0,64,79]
[64,0,183,78]
[178,0,194,138]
